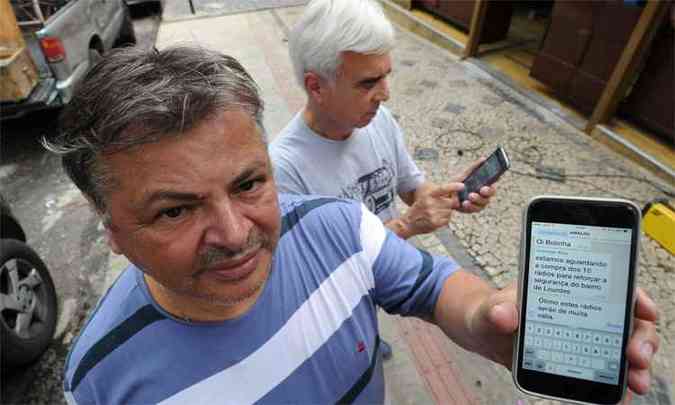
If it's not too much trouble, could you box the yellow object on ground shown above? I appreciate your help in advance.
[643,201,675,255]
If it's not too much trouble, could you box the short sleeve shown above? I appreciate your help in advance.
[358,205,458,317]
[381,109,425,194]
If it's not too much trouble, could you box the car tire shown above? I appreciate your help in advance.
[0,239,58,369]
[114,7,136,47]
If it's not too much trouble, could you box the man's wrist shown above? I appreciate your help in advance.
[385,218,415,239]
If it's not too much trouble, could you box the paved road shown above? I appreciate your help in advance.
[0,11,161,405]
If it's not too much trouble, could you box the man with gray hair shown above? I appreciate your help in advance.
[49,46,659,404]
[269,0,497,361]
[270,0,495,241]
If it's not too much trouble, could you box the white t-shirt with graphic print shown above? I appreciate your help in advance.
[270,106,425,222]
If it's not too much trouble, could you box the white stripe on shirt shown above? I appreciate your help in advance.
[359,203,387,270]
[159,219,385,405]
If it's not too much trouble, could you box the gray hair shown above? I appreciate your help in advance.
[288,0,395,88]
[43,46,264,218]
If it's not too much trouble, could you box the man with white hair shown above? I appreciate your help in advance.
[270,0,495,241]
[269,0,497,360]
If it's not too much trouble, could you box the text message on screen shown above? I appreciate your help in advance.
[522,222,632,384]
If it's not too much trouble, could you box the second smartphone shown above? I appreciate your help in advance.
[458,146,510,202]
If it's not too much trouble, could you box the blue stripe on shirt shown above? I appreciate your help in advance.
[371,230,459,317]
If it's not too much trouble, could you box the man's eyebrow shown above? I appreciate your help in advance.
[142,191,203,209]
[231,167,258,186]
[139,161,267,209]
[230,160,269,189]
[356,69,392,85]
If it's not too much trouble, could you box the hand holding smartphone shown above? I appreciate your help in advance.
[513,196,641,405]
[458,146,510,203]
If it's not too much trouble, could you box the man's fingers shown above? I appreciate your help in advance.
[626,318,659,369]
[627,368,651,395]
[634,288,659,322]
[478,185,496,198]
[467,193,489,207]
[458,185,496,212]
[431,182,464,197]
[624,288,660,371]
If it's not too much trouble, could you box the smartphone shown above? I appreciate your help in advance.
[458,146,510,202]
[513,196,641,405]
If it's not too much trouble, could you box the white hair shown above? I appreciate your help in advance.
[288,0,395,89]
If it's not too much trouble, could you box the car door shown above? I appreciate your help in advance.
[88,0,120,49]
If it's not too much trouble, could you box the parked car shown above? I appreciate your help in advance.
[1,0,136,120]
[0,195,58,368]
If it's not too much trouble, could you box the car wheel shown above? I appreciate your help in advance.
[0,239,58,369]
[114,6,137,47]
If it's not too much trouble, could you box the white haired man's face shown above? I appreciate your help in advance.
[320,51,392,132]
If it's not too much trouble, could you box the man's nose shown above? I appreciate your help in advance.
[375,78,390,102]
[203,199,251,251]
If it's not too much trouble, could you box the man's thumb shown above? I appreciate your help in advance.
[487,301,519,334]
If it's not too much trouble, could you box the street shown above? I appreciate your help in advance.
[0,9,161,404]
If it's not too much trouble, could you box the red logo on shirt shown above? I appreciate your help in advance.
[356,341,366,352]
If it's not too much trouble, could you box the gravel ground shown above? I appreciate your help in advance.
[385,26,675,402]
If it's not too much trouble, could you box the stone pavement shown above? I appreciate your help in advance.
[123,1,675,404]
[162,0,307,21]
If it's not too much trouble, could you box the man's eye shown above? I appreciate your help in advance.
[239,177,264,193]
[159,207,185,219]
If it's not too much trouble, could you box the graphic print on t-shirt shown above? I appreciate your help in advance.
[340,160,395,215]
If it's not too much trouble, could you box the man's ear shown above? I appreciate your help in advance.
[105,226,122,255]
[304,72,324,103]
[84,195,123,254]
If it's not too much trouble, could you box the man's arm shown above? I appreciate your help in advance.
[431,271,661,395]
[432,271,515,365]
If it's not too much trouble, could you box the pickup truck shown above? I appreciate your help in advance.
[1,0,135,120]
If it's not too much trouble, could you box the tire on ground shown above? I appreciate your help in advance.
[0,239,58,368]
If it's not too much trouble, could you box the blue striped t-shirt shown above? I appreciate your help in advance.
[64,194,459,404]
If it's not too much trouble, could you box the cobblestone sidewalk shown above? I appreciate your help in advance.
[386,22,675,404]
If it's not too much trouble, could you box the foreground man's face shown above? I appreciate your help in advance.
[104,110,281,321]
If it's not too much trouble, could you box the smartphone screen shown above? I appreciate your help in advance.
[514,197,640,405]
[459,147,509,202]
